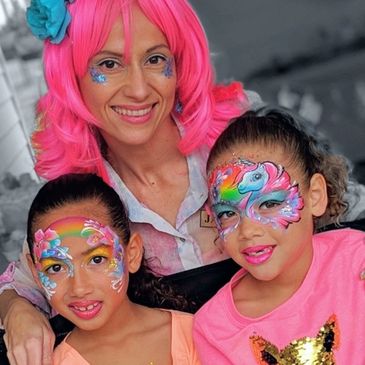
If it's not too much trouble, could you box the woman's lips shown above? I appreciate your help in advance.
[111,104,155,125]
[241,245,275,265]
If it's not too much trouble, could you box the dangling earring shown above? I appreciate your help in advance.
[175,99,183,114]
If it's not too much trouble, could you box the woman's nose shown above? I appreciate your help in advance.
[121,65,150,101]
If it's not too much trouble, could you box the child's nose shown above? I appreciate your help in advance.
[68,268,93,297]
[237,216,265,240]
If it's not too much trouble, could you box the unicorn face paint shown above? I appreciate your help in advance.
[208,158,304,239]
[34,217,126,299]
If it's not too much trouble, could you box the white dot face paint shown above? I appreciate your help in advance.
[33,217,126,299]
[208,158,304,240]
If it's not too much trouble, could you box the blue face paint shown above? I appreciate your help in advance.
[163,57,174,78]
[90,67,107,84]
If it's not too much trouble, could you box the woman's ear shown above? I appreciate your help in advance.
[125,233,144,274]
[309,173,328,217]
[26,254,42,289]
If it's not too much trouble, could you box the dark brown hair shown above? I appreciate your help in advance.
[207,107,349,228]
[27,173,192,311]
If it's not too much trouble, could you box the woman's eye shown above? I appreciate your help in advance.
[146,54,167,65]
[97,59,121,70]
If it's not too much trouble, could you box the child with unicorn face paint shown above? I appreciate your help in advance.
[26,173,201,365]
[193,108,365,365]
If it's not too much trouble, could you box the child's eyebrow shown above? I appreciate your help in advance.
[80,244,112,257]
[38,244,111,262]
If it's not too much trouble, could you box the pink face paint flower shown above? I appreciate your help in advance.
[34,228,60,263]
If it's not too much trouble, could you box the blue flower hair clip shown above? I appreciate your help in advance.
[26,0,74,45]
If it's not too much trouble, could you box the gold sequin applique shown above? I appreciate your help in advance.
[249,315,339,364]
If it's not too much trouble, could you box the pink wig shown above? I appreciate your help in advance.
[33,0,248,181]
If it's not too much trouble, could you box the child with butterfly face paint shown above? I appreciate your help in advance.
[193,107,365,365]
[26,173,201,365]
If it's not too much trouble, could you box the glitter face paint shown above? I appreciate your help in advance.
[90,67,107,84]
[162,57,174,78]
[34,217,125,299]
[208,158,304,239]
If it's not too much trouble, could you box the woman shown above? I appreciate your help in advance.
[0,0,260,364]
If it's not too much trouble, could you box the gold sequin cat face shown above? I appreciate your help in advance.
[250,315,339,364]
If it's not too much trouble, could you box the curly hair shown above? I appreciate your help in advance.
[207,106,349,229]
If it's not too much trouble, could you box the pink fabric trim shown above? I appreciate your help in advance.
[0,261,16,284]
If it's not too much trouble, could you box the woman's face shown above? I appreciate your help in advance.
[79,5,177,149]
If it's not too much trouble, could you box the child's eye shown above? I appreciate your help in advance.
[45,264,64,275]
[90,256,107,265]
[259,200,283,210]
[217,210,237,219]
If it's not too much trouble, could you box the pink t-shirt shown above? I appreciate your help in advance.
[53,310,201,365]
[193,228,365,364]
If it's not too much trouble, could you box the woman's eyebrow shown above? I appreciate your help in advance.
[145,44,170,53]
[92,44,169,59]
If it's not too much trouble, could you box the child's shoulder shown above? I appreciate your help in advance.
[315,227,365,276]
[163,309,194,327]
[315,226,365,247]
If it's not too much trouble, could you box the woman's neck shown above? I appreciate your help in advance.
[105,118,184,184]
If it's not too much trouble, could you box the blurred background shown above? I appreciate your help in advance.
[0,0,364,271]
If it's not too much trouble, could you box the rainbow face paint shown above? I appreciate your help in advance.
[208,158,304,239]
[34,217,125,299]
[90,67,107,84]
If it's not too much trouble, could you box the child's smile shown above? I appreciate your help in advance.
[208,144,316,284]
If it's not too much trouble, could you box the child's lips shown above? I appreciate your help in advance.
[68,300,102,320]
[241,245,276,265]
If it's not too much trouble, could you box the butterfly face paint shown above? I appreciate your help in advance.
[208,158,304,239]
[33,217,125,299]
